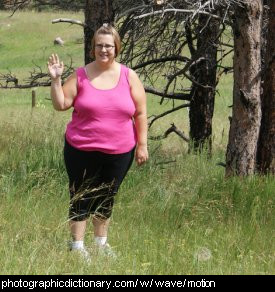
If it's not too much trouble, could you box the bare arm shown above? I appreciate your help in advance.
[48,54,77,111]
[128,69,149,165]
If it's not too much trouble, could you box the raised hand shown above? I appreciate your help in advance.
[47,54,64,80]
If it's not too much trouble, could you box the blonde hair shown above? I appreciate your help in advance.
[91,24,121,59]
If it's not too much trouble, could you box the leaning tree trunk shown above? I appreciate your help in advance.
[225,0,263,176]
[189,15,220,154]
[257,0,275,174]
[84,0,114,65]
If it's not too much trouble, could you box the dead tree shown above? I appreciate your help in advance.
[117,0,231,153]
[257,0,275,174]
[188,14,221,153]
[84,0,115,64]
[225,0,263,176]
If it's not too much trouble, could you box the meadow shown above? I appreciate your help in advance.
[0,10,274,275]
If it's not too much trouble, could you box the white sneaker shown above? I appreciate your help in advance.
[68,241,91,263]
[98,243,117,259]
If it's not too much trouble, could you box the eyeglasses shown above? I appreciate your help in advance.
[95,44,115,51]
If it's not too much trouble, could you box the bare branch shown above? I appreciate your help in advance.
[132,55,189,70]
[5,0,31,17]
[182,71,215,89]
[0,60,74,89]
[148,103,190,128]
[52,18,86,27]
[0,71,18,87]
[134,9,224,21]
[149,123,190,142]
[216,162,226,167]
[185,21,196,56]
[117,4,150,18]
[216,48,234,63]
[219,42,234,48]
[145,86,190,100]
[160,56,214,104]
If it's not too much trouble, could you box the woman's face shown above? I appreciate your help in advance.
[94,34,116,63]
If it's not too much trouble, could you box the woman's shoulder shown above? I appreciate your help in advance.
[119,63,136,78]
[75,66,86,75]
[126,67,139,82]
[120,63,132,72]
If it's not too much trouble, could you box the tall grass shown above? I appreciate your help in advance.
[0,11,274,275]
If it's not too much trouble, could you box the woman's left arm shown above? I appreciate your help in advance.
[128,69,149,166]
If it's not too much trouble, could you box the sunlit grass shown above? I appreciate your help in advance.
[0,103,274,275]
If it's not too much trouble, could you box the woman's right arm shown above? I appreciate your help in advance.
[48,54,77,111]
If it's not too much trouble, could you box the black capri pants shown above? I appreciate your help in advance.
[64,139,135,221]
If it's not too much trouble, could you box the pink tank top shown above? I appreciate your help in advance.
[65,64,137,154]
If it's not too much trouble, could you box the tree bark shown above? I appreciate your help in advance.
[84,0,114,65]
[189,14,220,154]
[225,0,263,176]
[257,0,275,174]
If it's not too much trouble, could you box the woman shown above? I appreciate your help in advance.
[47,24,148,260]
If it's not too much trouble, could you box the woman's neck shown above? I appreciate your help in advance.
[93,60,117,72]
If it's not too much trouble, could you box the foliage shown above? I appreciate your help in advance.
[1,0,84,12]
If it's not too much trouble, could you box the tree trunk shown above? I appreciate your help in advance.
[225,0,263,176]
[257,0,275,174]
[189,15,220,154]
[84,0,114,65]
[0,0,9,9]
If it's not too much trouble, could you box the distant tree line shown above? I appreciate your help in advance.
[0,0,84,11]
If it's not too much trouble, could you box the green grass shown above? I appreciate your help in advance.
[0,11,274,275]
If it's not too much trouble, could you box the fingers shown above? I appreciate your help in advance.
[135,146,149,166]
[48,53,61,65]
[136,158,145,166]
[48,54,54,65]
[47,54,64,79]
[135,154,148,166]
[55,54,60,64]
[51,53,58,64]
[47,61,51,71]
[137,158,147,166]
